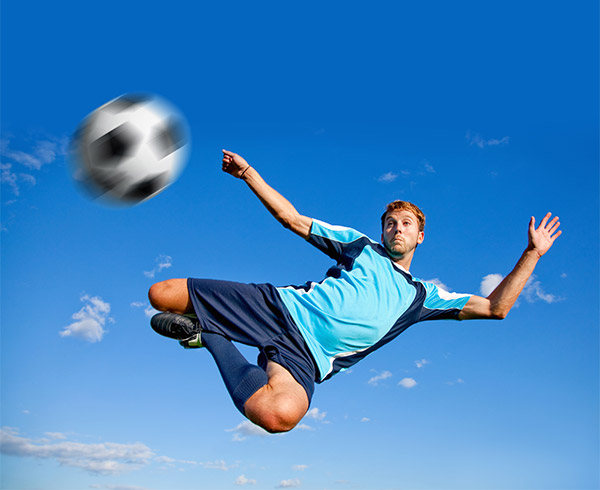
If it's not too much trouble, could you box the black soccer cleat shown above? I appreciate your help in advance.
[151,312,203,349]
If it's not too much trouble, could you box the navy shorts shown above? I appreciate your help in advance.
[187,278,317,403]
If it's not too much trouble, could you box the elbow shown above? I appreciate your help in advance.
[489,308,509,320]
[277,212,295,229]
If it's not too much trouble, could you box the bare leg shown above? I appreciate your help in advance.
[244,361,309,433]
[148,279,194,314]
[150,280,310,433]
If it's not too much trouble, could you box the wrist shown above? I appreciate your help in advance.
[239,166,252,180]
[525,247,543,260]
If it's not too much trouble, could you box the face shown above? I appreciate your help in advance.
[381,210,425,260]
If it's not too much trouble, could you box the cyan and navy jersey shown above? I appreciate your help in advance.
[276,219,472,382]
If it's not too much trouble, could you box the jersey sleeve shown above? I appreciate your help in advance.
[418,281,472,321]
[307,219,374,262]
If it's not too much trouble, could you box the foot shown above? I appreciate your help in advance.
[151,312,203,348]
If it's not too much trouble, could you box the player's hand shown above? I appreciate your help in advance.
[527,212,562,257]
[222,149,251,179]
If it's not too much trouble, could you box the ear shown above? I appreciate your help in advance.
[417,231,425,245]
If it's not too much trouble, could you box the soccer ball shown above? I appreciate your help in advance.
[71,93,189,205]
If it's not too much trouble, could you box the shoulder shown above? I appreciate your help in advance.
[311,218,377,245]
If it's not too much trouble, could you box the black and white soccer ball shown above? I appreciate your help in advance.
[71,94,189,205]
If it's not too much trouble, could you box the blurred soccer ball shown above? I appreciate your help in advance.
[71,94,189,205]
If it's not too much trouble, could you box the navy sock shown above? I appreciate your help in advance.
[201,331,268,415]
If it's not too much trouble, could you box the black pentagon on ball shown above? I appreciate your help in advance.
[150,117,187,159]
[90,122,141,165]
[122,172,169,202]
[104,93,153,113]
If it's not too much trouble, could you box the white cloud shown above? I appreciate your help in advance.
[466,130,510,149]
[154,455,233,471]
[90,485,154,490]
[523,275,562,304]
[304,407,327,422]
[0,137,67,197]
[398,378,417,389]
[560,273,567,279]
[277,479,302,488]
[144,255,173,279]
[235,475,257,486]
[0,427,154,475]
[0,162,37,196]
[44,432,67,440]
[423,161,436,174]
[292,465,308,471]
[360,417,371,423]
[415,359,430,369]
[480,273,562,304]
[199,460,232,471]
[424,278,450,292]
[1,138,67,170]
[226,420,270,441]
[131,302,158,318]
[368,370,392,386]
[60,294,112,343]
[295,424,315,431]
[447,378,465,386]
[377,171,398,183]
[480,273,504,297]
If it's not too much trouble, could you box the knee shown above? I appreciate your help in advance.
[246,398,304,434]
[148,281,168,311]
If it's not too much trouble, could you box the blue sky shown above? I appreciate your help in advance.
[1,1,598,489]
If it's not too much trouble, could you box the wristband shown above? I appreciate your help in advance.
[240,166,251,179]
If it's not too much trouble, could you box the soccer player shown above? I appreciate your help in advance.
[148,149,562,434]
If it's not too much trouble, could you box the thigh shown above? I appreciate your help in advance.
[265,361,310,410]
[187,279,285,345]
[148,278,194,314]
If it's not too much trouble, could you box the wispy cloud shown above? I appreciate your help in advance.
[423,160,436,174]
[360,417,371,423]
[144,255,173,279]
[235,475,257,486]
[0,427,154,475]
[480,273,504,297]
[1,427,227,478]
[447,378,465,386]
[368,370,392,386]
[0,137,68,196]
[304,407,327,422]
[292,465,308,471]
[44,432,67,441]
[466,130,510,149]
[415,359,430,369]
[377,171,398,183]
[398,377,417,389]
[155,455,233,471]
[131,301,158,318]
[424,278,451,292]
[277,479,302,488]
[480,273,562,304]
[523,275,563,304]
[226,421,270,441]
[90,485,156,490]
[60,294,113,343]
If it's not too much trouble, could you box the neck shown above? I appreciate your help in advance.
[385,246,415,271]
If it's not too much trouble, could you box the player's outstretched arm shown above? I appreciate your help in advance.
[221,149,312,239]
[459,213,562,320]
